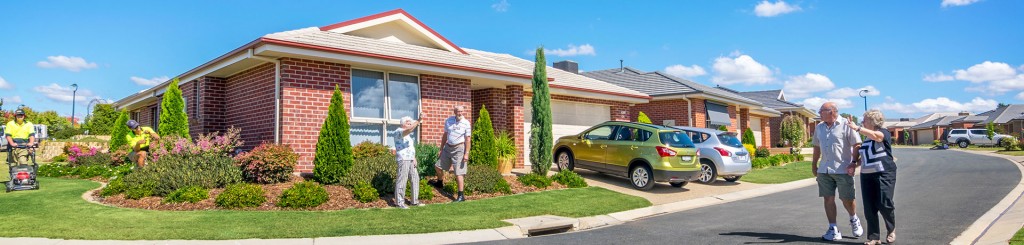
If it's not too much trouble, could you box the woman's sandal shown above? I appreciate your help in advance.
[886,231,896,244]
[864,240,882,245]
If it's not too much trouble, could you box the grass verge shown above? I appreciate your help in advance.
[0,177,650,240]
[997,150,1024,156]
[742,161,813,184]
[1011,227,1024,245]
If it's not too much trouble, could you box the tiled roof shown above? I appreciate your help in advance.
[909,115,964,130]
[582,67,762,105]
[980,105,1024,124]
[463,49,646,97]
[738,90,805,109]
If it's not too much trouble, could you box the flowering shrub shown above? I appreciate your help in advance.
[234,143,298,184]
[67,144,99,165]
[148,127,243,162]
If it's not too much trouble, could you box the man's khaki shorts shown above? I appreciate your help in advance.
[817,173,856,200]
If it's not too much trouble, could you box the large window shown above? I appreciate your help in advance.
[350,69,420,146]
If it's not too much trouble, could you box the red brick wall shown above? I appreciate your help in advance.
[279,58,350,173]
[420,74,472,147]
[471,88,508,132]
[727,105,738,133]
[225,62,276,151]
[507,85,524,168]
[136,104,157,129]
[757,115,771,147]
[693,99,707,128]
[631,99,690,126]
[739,108,750,133]
[183,77,228,139]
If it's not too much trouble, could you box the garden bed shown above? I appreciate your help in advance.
[93,175,565,211]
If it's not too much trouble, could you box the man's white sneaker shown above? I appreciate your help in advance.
[822,226,843,241]
[851,217,864,237]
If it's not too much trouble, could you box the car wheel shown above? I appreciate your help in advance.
[670,181,688,188]
[629,164,655,190]
[697,161,718,184]
[958,140,969,148]
[556,150,575,171]
[724,176,742,182]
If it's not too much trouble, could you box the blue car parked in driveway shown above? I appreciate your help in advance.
[674,126,752,184]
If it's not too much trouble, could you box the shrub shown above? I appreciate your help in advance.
[1002,137,1021,151]
[768,156,782,166]
[159,78,190,139]
[215,184,266,208]
[464,165,512,194]
[751,158,771,169]
[277,182,329,208]
[73,153,112,167]
[755,147,771,158]
[495,131,517,162]
[443,176,460,195]
[313,86,354,184]
[109,110,131,150]
[164,186,209,204]
[742,128,757,148]
[67,144,99,165]
[86,104,118,135]
[781,115,805,148]
[353,141,390,160]
[529,48,554,176]
[123,153,243,196]
[234,143,298,184]
[100,177,127,197]
[50,126,84,140]
[416,143,440,177]
[470,105,498,168]
[148,127,243,163]
[125,179,157,200]
[352,181,378,203]
[637,111,652,124]
[743,144,756,158]
[404,178,434,201]
[795,154,806,161]
[517,173,552,188]
[340,155,396,195]
[50,154,68,163]
[37,163,131,179]
[551,171,587,188]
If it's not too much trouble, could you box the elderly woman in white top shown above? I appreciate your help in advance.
[392,116,424,209]
[847,110,898,245]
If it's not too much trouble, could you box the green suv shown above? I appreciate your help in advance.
[553,121,700,190]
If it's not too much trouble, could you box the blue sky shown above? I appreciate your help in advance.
[1,0,1021,120]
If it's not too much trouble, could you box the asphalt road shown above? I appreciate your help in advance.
[471,148,1020,245]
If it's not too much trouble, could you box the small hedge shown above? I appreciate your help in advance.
[38,164,132,180]
[751,158,771,169]
[352,181,378,203]
[464,165,512,194]
[277,182,329,208]
[517,173,552,188]
[404,178,434,201]
[551,171,588,188]
[755,147,771,158]
[163,186,209,204]
[768,155,782,166]
[215,184,266,208]
[743,144,756,158]
[125,180,157,200]
[73,152,114,167]
[100,177,127,197]
[340,155,396,195]
[416,144,440,177]
[1002,137,1021,151]
[123,153,243,197]
[353,141,391,160]
[234,143,298,184]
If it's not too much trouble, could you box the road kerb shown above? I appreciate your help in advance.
[948,149,1024,245]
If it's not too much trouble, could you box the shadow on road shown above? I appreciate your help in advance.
[573,169,693,193]
[719,232,862,244]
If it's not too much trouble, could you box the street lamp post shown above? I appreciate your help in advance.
[71,83,78,127]
[858,89,869,112]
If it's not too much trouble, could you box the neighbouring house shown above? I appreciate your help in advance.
[976,104,1024,138]
[907,114,964,145]
[577,66,782,147]
[885,112,958,145]
[113,9,651,172]
[731,89,818,147]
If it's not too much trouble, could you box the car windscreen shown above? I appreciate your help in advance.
[660,131,695,148]
[717,133,744,148]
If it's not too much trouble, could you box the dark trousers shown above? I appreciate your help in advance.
[861,170,897,240]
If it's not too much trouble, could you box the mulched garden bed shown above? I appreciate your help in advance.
[92,175,566,211]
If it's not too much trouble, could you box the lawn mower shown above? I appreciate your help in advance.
[6,144,40,192]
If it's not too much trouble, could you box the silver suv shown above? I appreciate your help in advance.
[674,126,751,184]
[946,128,1013,148]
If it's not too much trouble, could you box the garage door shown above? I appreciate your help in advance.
[750,118,763,147]
[523,99,611,165]
[915,129,935,145]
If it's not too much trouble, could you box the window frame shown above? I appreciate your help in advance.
[348,68,422,145]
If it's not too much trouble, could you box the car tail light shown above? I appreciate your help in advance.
[656,146,677,157]
[713,147,731,157]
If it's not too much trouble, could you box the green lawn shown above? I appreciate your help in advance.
[742,161,814,184]
[960,145,1003,152]
[997,151,1024,156]
[0,177,651,240]
[1011,227,1024,245]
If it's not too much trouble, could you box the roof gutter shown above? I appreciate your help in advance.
[247,48,282,144]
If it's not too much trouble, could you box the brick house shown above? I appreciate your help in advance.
[577,66,782,147]
[731,90,818,147]
[112,9,650,172]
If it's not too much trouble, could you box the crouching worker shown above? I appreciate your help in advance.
[5,109,37,165]
[125,120,159,167]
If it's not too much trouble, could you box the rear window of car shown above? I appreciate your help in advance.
[718,133,744,148]
[970,129,987,135]
[660,131,695,148]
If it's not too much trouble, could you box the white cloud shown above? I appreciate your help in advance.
[954,61,1016,83]
[0,76,11,90]
[664,64,707,78]
[545,44,596,57]
[754,0,802,17]
[35,55,98,72]
[491,0,510,12]
[942,0,980,7]
[924,72,955,82]
[1,95,22,104]
[877,97,997,114]
[130,76,169,86]
[802,97,853,110]
[782,73,834,99]
[826,86,881,99]
[32,83,99,104]
[1016,92,1024,101]
[711,53,774,85]
[979,74,1024,94]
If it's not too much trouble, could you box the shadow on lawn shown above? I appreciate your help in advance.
[720,231,863,244]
